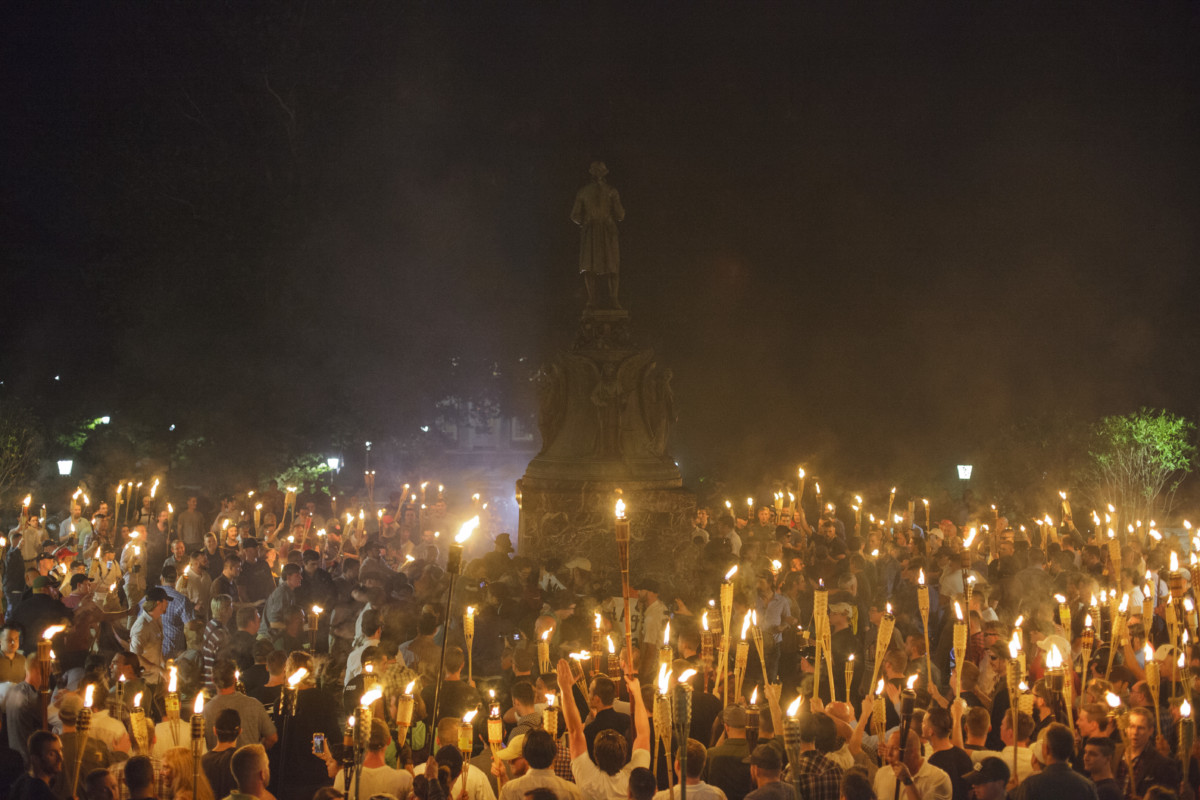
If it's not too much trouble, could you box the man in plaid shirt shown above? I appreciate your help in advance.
[785,713,843,800]
[202,593,234,689]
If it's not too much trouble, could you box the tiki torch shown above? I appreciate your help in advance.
[431,516,478,727]
[309,605,323,651]
[813,580,828,701]
[720,566,736,702]
[71,684,95,797]
[464,606,475,683]
[542,694,558,738]
[673,671,695,800]
[749,612,769,688]
[1144,643,1162,737]
[1080,615,1095,687]
[130,692,149,753]
[917,569,931,688]
[745,686,760,751]
[459,709,478,787]
[735,611,751,702]
[700,611,714,693]
[893,675,918,800]
[953,602,967,701]
[869,603,895,692]
[488,693,503,757]
[538,629,552,676]
[843,655,856,705]
[1181,699,1193,788]
[190,692,204,799]
[615,499,633,659]
[39,625,65,730]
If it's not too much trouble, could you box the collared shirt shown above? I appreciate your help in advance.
[260,581,295,633]
[500,767,584,800]
[413,759,495,800]
[107,754,169,800]
[129,610,165,683]
[202,618,230,689]
[757,592,790,644]
[999,746,1034,783]
[0,651,26,683]
[161,584,195,659]
[790,750,842,800]
[872,759,952,800]
[5,682,40,759]
[177,568,212,611]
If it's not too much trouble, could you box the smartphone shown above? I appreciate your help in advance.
[313,733,326,754]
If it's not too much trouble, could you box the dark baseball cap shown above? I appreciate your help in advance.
[963,757,1011,786]
[744,744,782,770]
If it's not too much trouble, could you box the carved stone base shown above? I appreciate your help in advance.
[516,478,697,590]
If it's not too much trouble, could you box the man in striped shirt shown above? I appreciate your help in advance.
[202,593,234,689]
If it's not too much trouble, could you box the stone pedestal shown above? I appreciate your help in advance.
[518,308,696,587]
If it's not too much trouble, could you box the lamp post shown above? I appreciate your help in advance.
[57,460,73,477]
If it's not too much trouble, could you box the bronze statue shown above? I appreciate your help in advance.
[571,161,625,309]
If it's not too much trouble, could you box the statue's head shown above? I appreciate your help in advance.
[589,161,609,179]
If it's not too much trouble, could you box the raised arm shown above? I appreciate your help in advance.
[555,659,587,759]
[849,694,872,757]
[625,656,650,753]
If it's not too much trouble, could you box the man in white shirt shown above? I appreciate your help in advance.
[556,657,650,800]
[499,728,582,800]
[413,717,498,800]
[344,608,382,686]
[652,738,727,800]
[328,718,412,798]
[998,711,1035,783]
[638,580,667,649]
[873,729,952,800]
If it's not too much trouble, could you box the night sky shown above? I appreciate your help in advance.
[3,3,1199,496]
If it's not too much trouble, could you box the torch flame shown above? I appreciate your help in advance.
[133,692,143,707]
[906,674,918,690]
[1183,699,1193,718]
[455,516,480,544]
[740,611,752,640]
[194,693,205,714]
[663,621,671,646]
[607,635,615,654]
[541,629,551,641]
[657,664,670,693]
[462,709,478,723]
[615,499,626,519]
[1009,633,1021,658]
[360,687,383,706]
[1046,645,1064,669]
[954,602,963,621]
[84,684,95,708]
[749,686,758,704]
[787,696,802,717]
[545,694,556,707]
[168,666,178,693]
[595,611,602,630]
[918,568,925,586]
[725,565,738,581]
[1105,691,1121,709]
[963,528,976,548]
[1170,551,1180,573]
[702,611,709,631]
[287,667,308,687]
[42,625,65,640]
[1085,614,1093,627]
[312,605,323,615]
[405,680,417,694]
[679,668,697,683]
[876,678,885,695]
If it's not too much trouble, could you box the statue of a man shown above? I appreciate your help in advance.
[571,161,625,309]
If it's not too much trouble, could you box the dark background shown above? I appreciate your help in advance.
[3,3,1199,506]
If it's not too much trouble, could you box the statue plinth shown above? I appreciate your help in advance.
[518,308,695,584]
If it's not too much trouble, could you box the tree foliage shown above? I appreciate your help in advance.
[1084,407,1197,521]
[0,404,41,500]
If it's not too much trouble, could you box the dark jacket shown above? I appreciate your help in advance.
[1014,762,1098,800]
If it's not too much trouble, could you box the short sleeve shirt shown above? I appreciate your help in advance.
[572,748,651,800]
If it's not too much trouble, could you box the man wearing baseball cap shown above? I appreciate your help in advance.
[129,587,170,685]
[961,757,1010,800]
[703,707,753,800]
[744,743,790,800]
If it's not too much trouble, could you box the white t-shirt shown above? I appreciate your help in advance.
[88,711,130,753]
[653,783,728,800]
[999,746,1034,783]
[414,758,497,800]
[571,748,651,800]
[873,758,951,800]
[152,719,206,759]
[335,764,413,799]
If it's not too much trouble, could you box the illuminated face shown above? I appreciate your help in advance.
[757,508,772,525]
[35,738,64,775]
[1126,713,1152,750]
[286,572,302,589]
[1076,710,1099,737]
[187,498,198,510]
[696,510,709,527]
[1,629,19,655]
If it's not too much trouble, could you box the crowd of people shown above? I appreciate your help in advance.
[0,485,1196,800]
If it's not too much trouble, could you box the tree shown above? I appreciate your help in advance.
[0,404,42,501]
[1083,408,1197,524]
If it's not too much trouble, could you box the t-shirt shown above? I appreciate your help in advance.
[999,746,1034,783]
[202,748,237,800]
[928,747,974,800]
[653,783,729,800]
[745,782,795,800]
[571,748,651,800]
[334,763,413,799]
[202,692,277,749]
